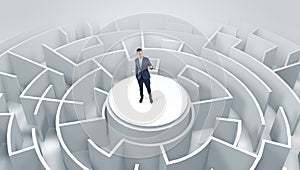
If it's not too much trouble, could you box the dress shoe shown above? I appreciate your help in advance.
[139,97,143,103]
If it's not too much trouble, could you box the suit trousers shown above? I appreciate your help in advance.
[137,77,151,98]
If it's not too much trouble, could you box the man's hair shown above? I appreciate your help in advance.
[136,48,142,52]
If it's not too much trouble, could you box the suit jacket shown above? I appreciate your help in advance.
[135,56,152,80]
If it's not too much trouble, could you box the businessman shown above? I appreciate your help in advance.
[135,48,154,103]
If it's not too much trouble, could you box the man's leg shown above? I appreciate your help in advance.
[144,78,153,103]
[137,78,144,103]
[144,78,151,94]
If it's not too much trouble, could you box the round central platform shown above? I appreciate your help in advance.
[108,75,189,127]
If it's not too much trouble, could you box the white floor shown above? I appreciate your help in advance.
[7,102,33,149]
[228,109,253,153]
[108,75,189,127]
[40,128,66,170]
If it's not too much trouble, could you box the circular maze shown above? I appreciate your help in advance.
[0,13,300,170]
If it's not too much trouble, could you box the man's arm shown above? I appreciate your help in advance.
[147,58,154,70]
[135,61,138,74]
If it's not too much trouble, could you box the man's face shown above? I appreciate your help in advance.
[137,51,143,58]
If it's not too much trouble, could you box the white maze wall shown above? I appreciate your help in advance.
[0,13,300,170]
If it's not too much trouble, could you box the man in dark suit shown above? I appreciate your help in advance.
[135,48,154,103]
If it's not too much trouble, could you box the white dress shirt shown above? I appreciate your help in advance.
[139,56,143,68]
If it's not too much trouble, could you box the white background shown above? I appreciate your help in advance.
[0,0,299,44]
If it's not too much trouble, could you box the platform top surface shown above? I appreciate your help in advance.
[108,75,189,127]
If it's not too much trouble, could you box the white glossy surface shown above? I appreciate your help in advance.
[108,75,188,127]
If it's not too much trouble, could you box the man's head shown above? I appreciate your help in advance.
[136,48,143,58]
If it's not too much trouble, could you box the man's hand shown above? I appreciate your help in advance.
[149,65,154,70]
